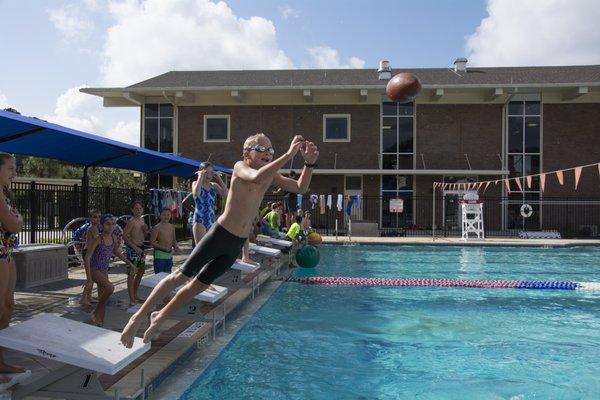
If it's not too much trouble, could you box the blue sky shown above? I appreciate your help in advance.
[1,0,598,145]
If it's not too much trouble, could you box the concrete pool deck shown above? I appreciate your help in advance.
[7,240,291,399]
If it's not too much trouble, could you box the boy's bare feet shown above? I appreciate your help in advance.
[0,363,26,374]
[142,311,162,343]
[120,315,143,348]
[241,258,259,266]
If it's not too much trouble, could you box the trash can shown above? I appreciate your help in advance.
[14,244,68,289]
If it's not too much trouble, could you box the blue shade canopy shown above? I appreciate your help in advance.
[0,109,231,177]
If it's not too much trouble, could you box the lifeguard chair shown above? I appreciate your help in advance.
[460,193,484,240]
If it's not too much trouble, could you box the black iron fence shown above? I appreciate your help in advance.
[10,182,191,244]
[262,194,600,238]
[8,183,600,243]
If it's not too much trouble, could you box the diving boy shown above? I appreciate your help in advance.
[120,134,318,347]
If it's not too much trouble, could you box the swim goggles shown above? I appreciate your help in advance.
[245,145,275,154]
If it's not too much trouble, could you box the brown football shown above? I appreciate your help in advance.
[386,72,422,103]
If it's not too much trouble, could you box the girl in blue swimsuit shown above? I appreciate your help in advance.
[191,162,228,246]
[0,153,26,376]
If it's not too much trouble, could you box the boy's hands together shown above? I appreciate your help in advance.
[301,141,319,164]
[286,135,305,158]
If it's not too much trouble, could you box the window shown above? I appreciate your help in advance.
[380,102,415,228]
[506,98,541,228]
[381,175,413,228]
[381,101,414,170]
[204,115,230,142]
[323,114,351,142]
[144,104,173,153]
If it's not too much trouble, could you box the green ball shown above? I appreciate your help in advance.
[295,245,320,268]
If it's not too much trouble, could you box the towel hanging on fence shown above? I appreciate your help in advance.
[296,194,303,211]
[310,194,318,210]
[319,195,326,214]
[337,194,343,211]
[327,195,332,210]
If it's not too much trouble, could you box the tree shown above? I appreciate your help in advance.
[19,156,144,189]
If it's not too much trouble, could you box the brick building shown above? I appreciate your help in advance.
[82,60,600,236]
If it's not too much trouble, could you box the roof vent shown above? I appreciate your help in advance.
[454,57,468,72]
[378,60,392,80]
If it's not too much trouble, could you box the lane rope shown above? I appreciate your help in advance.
[286,276,600,291]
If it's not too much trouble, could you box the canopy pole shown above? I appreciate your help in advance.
[432,182,436,241]
[82,167,89,217]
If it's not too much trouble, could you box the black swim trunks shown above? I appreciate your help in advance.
[179,223,247,284]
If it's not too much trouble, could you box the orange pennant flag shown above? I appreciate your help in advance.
[556,170,564,185]
[574,167,582,189]
[483,181,491,193]
[504,179,511,193]
[526,176,532,189]
[540,173,546,192]
[515,177,523,191]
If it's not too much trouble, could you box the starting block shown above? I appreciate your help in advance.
[0,314,149,399]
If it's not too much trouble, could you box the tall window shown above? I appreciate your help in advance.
[506,99,541,229]
[381,102,414,228]
[144,104,173,153]
[144,104,174,188]
[381,101,413,169]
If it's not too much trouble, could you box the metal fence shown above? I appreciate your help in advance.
[10,182,191,244]
[9,183,600,243]
[262,194,600,238]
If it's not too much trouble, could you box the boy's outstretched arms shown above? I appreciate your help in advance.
[272,140,319,193]
[234,135,305,183]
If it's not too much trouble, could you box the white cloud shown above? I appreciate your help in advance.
[466,0,600,66]
[0,90,12,109]
[101,0,294,86]
[107,120,140,145]
[44,86,139,145]
[279,5,299,19]
[307,46,366,69]
[48,5,95,42]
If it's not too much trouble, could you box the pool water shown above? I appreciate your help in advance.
[179,245,600,399]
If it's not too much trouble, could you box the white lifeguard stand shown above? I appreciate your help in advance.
[460,193,484,240]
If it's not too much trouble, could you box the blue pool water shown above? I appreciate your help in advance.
[180,246,600,399]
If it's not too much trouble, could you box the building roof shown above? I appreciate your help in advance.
[123,65,600,90]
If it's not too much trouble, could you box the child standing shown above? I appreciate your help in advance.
[86,214,135,326]
[150,208,180,274]
[121,134,319,347]
[123,201,149,306]
[80,209,101,306]
[0,153,26,377]
[302,211,312,232]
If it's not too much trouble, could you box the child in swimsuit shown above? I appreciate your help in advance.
[80,209,101,306]
[191,162,228,245]
[123,201,149,306]
[86,214,135,326]
[121,134,319,347]
[0,152,27,377]
[150,208,180,274]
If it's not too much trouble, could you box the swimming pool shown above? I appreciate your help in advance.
[176,245,600,399]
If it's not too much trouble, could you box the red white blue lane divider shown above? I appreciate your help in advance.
[286,276,600,291]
